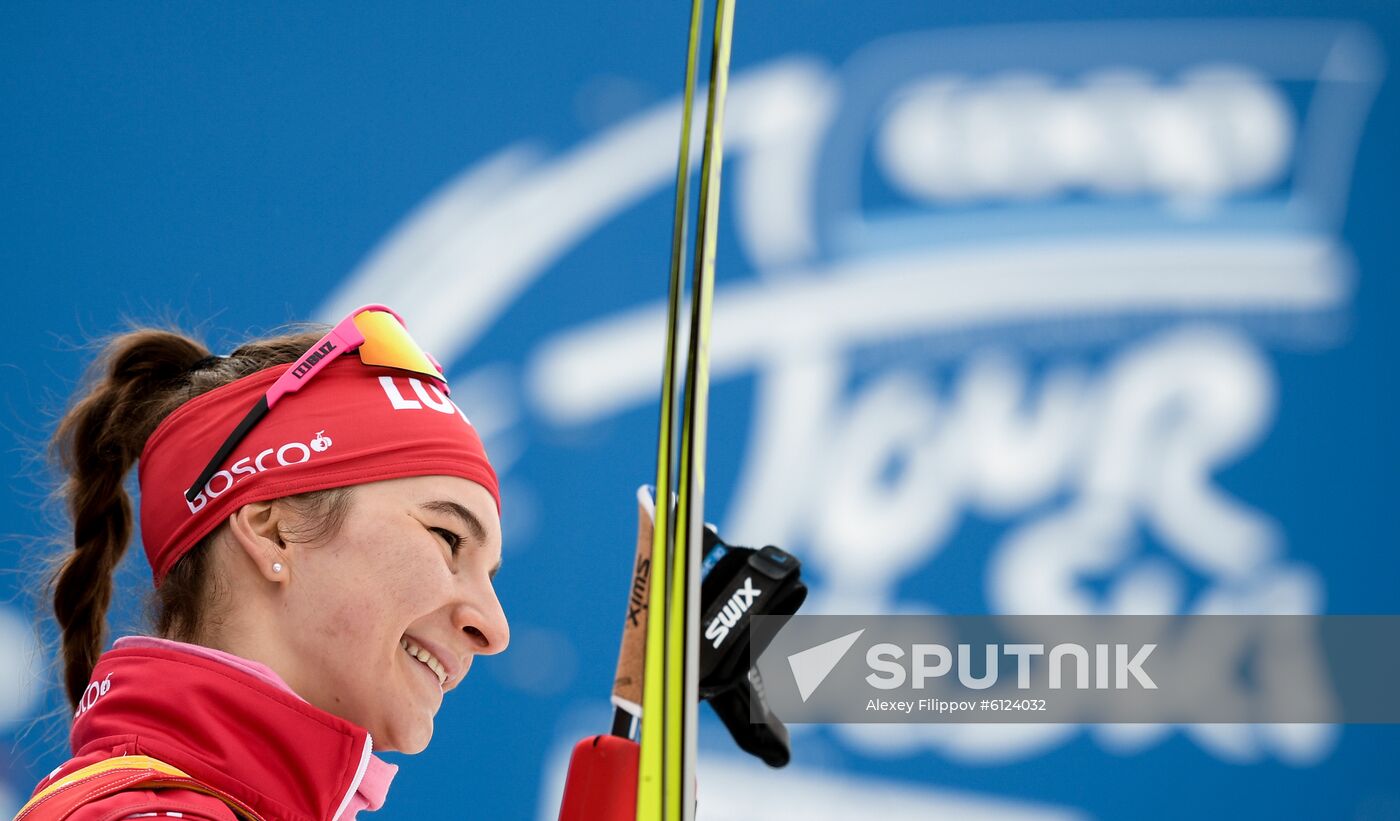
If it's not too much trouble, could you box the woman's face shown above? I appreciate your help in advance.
[271,474,508,753]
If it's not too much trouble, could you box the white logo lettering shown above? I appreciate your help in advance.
[379,375,422,409]
[205,470,234,498]
[184,433,332,514]
[704,577,763,648]
[277,442,311,466]
[73,673,112,719]
[380,374,465,418]
[410,378,455,413]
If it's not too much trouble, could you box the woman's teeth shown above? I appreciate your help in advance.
[401,638,448,686]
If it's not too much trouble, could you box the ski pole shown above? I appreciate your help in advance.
[637,0,707,814]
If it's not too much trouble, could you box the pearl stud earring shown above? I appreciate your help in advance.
[272,562,284,573]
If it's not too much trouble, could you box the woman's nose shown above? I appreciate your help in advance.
[453,591,509,655]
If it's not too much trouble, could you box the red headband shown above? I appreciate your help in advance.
[138,358,499,585]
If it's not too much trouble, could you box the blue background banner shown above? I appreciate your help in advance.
[3,3,1399,819]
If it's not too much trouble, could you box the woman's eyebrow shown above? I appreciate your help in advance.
[419,500,502,578]
[419,500,487,544]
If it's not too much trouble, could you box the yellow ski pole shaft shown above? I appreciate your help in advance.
[667,0,736,818]
[636,0,705,817]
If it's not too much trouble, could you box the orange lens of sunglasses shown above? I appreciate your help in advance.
[352,310,443,381]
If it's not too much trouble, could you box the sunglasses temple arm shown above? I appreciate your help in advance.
[184,396,271,502]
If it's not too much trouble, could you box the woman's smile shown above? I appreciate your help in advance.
[402,647,446,703]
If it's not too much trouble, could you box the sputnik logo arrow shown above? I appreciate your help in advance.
[787,629,865,702]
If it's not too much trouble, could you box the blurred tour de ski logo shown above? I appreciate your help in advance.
[321,20,1381,769]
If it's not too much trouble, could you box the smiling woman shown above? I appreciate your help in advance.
[20,306,509,821]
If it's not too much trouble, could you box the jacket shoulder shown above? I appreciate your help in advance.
[21,749,240,821]
[64,785,240,821]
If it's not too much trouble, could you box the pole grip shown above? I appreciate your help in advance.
[611,486,656,715]
[558,735,639,821]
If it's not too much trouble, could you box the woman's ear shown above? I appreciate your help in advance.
[226,501,289,585]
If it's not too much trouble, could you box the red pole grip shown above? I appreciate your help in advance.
[558,735,639,821]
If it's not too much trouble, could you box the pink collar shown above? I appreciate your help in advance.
[99,636,397,819]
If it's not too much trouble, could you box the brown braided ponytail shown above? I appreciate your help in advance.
[49,325,347,711]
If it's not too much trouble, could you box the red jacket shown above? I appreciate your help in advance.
[20,640,395,821]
